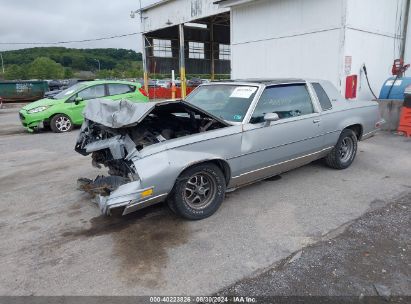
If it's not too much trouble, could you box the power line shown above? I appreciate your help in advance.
[0,32,141,45]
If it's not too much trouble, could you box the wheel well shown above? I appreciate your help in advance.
[181,159,231,186]
[345,124,363,140]
[48,113,72,123]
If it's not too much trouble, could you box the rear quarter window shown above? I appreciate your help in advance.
[312,83,333,111]
[108,84,136,96]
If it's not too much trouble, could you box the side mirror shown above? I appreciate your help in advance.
[74,96,84,105]
[264,113,280,126]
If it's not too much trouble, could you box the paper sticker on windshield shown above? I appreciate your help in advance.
[64,90,75,95]
[230,86,257,99]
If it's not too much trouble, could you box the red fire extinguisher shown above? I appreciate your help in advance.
[345,75,358,99]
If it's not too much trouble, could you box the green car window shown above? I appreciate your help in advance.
[54,83,86,99]
[108,84,135,96]
[77,85,106,100]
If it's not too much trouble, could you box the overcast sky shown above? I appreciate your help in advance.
[0,0,158,52]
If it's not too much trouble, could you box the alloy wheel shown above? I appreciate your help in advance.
[339,137,354,162]
[183,171,217,210]
[55,116,72,132]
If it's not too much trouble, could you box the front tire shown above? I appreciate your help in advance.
[325,129,358,169]
[167,163,226,220]
[50,114,73,133]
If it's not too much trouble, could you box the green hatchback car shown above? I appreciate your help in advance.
[19,80,149,133]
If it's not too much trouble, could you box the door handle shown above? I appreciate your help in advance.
[313,119,321,123]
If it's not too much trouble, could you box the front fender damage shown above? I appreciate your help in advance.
[75,99,228,216]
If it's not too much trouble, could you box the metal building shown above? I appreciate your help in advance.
[139,0,411,100]
[138,0,231,96]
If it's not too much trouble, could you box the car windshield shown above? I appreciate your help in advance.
[185,84,258,123]
[52,83,87,99]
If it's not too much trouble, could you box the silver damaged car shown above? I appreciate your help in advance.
[75,79,383,220]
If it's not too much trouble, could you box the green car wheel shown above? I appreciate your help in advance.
[50,114,74,133]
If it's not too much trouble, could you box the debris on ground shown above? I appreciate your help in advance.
[77,175,129,196]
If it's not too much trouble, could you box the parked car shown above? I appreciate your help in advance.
[156,79,171,88]
[75,79,383,220]
[47,80,64,92]
[44,89,63,98]
[187,77,210,87]
[19,80,149,133]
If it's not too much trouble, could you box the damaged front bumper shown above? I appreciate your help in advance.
[19,110,45,132]
[95,180,167,216]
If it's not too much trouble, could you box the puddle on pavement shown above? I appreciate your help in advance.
[60,203,190,288]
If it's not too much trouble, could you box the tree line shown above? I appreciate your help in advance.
[0,47,143,80]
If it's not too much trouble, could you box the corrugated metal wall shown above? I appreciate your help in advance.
[344,0,407,100]
[231,0,344,86]
[230,0,409,100]
[142,0,229,33]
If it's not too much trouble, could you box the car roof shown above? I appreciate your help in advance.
[83,80,141,87]
[215,78,306,85]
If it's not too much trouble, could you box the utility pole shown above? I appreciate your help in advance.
[139,0,149,94]
[0,52,4,75]
[179,24,187,99]
[94,59,101,72]
[401,0,410,60]
[131,0,149,93]
[142,35,149,94]
[210,22,215,81]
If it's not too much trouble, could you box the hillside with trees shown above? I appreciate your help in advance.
[0,47,143,80]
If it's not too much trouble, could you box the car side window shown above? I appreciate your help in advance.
[77,85,106,100]
[250,84,314,124]
[312,83,333,111]
[108,84,135,96]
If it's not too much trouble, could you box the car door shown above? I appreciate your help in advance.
[311,81,341,149]
[107,83,136,101]
[66,84,106,124]
[231,83,324,187]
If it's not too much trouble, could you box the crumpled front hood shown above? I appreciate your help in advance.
[83,98,230,128]
[21,98,61,111]
[83,99,156,128]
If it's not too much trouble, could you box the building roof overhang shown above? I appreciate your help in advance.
[213,0,255,7]
[138,0,175,13]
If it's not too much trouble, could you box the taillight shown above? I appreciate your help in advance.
[139,88,148,97]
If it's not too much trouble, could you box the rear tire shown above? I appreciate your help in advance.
[325,129,358,170]
[167,163,226,220]
[50,114,73,133]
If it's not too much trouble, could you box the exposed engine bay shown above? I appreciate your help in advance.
[75,100,228,194]
[124,102,226,150]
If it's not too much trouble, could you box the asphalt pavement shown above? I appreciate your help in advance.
[0,104,410,296]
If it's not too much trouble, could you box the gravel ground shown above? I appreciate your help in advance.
[219,193,411,301]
